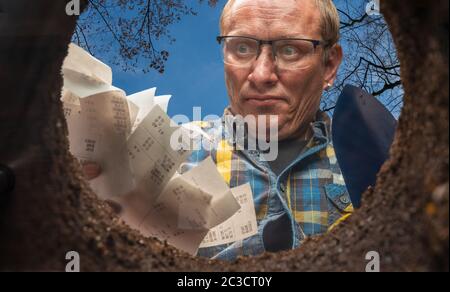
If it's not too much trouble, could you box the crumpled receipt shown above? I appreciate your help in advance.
[118,157,245,255]
[61,43,258,255]
[200,183,258,248]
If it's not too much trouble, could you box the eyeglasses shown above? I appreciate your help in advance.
[217,36,325,70]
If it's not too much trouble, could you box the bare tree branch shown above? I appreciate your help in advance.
[322,1,404,117]
[74,0,218,73]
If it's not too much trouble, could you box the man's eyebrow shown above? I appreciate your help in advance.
[225,27,254,36]
[225,30,309,39]
[277,34,310,39]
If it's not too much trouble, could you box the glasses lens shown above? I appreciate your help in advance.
[274,39,316,69]
[221,37,258,67]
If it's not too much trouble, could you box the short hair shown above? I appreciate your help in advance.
[220,0,340,58]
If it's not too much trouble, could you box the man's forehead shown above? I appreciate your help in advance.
[223,0,321,35]
[229,0,302,11]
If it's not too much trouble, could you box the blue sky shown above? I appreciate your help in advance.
[112,3,227,120]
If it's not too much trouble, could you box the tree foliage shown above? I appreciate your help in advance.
[74,0,218,73]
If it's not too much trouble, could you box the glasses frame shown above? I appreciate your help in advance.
[217,35,325,68]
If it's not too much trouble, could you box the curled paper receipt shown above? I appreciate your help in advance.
[61,43,258,255]
[118,157,241,255]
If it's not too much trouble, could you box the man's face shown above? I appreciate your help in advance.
[222,0,342,141]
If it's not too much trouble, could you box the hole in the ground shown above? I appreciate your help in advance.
[0,0,447,272]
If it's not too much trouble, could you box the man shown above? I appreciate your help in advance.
[83,0,353,261]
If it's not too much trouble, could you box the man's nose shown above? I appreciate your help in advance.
[248,46,278,87]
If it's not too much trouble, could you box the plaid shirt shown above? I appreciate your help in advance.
[179,109,353,261]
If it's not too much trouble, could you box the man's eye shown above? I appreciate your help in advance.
[236,43,251,54]
[280,45,299,56]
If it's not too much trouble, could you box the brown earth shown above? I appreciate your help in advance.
[0,0,448,272]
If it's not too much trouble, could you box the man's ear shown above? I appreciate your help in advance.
[323,44,343,90]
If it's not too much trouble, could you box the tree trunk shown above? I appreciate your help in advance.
[0,0,448,272]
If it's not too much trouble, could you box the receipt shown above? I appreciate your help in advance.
[80,90,137,137]
[126,88,172,131]
[172,157,240,231]
[63,101,100,159]
[126,105,193,198]
[63,43,112,86]
[118,157,241,255]
[200,183,258,248]
[61,43,250,256]
[61,90,80,106]
[62,89,178,199]
[76,91,138,198]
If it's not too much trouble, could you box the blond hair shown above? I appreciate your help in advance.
[220,0,340,56]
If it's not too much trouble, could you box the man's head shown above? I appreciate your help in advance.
[220,0,343,141]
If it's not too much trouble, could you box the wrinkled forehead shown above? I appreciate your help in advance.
[222,0,321,39]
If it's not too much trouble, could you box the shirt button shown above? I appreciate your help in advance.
[339,195,350,204]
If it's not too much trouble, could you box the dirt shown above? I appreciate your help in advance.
[0,0,448,272]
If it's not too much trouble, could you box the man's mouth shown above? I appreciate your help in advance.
[244,95,287,106]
